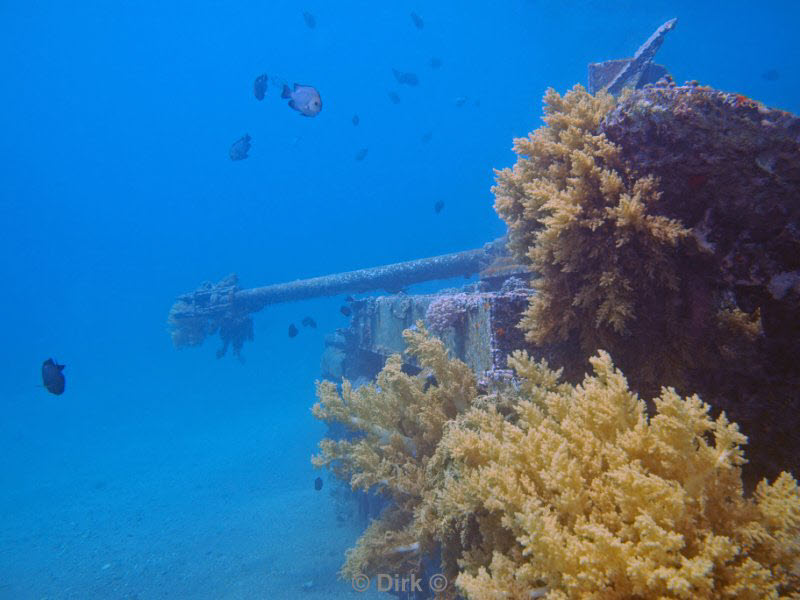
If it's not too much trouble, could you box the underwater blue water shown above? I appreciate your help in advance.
[0,1,797,598]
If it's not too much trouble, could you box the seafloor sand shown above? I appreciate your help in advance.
[0,396,390,599]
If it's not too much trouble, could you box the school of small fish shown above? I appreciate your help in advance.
[224,10,466,341]
[41,10,473,396]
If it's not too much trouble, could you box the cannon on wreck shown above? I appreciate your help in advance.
[167,18,684,373]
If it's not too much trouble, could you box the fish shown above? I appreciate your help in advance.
[423,373,438,391]
[429,57,442,69]
[302,316,317,328]
[344,295,355,302]
[314,477,323,491]
[421,131,433,143]
[434,200,444,214]
[253,74,268,100]
[42,358,65,395]
[302,10,316,28]
[393,69,419,86]
[388,91,401,104]
[352,114,360,126]
[340,306,352,317]
[410,11,424,29]
[355,148,368,161]
[454,96,467,107]
[229,134,251,160]
[281,83,323,117]
[288,323,299,338]
[762,68,779,82]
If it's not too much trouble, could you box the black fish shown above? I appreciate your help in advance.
[352,114,360,126]
[302,10,316,28]
[410,11,424,29]
[253,74,268,100]
[388,91,401,104]
[340,306,352,317]
[314,476,323,491]
[302,316,317,328]
[434,200,444,214]
[288,323,299,338]
[421,131,433,143]
[429,57,442,69]
[355,148,368,161]
[423,373,438,391]
[393,69,419,86]
[42,358,65,395]
[229,134,251,160]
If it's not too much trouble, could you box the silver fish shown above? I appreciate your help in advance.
[281,83,322,117]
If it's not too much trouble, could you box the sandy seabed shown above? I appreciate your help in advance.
[0,397,391,600]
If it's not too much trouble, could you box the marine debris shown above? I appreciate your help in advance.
[588,17,676,95]
[320,280,532,382]
[167,238,513,357]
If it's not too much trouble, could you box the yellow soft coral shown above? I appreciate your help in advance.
[312,323,477,580]
[432,350,800,599]
[492,85,736,396]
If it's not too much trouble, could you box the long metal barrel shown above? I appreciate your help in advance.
[235,239,505,312]
[167,237,514,355]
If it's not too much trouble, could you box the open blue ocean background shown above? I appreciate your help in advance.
[0,1,797,598]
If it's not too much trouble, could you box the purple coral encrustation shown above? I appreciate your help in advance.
[424,293,482,335]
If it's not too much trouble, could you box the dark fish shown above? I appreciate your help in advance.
[352,114,360,126]
[355,148,368,161]
[281,84,323,117]
[302,316,317,328]
[253,74,268,100]
[410,12,424,29]
[340,306,352,317]
[762,68,779,82]
[344,295,355,302]
[302,10,316,28]
[429,57,442,69]
[434,200,444,214]
[392,69,419,86]
[42,358,65,395]
[423,373,438,391]
[288,323,299,338]
[314,476,323,491]
[229,134,251,160]
[421,131,433,143]
[388,91,401,104]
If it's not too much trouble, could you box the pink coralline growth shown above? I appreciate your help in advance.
[424,293,481,335]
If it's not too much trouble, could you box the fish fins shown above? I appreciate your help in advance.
[281,84,292,99]
[288,99,297,110]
